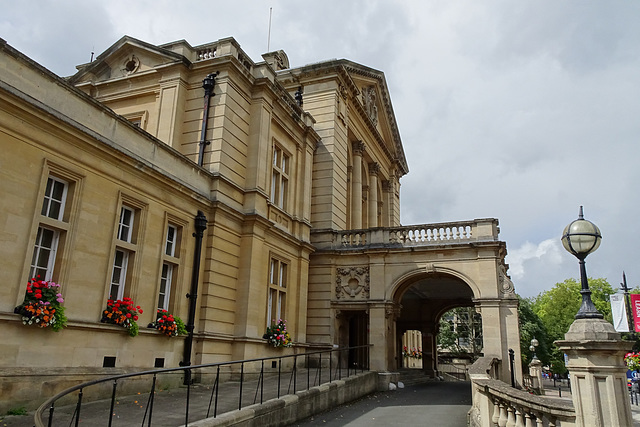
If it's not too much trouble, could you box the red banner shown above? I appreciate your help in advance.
[631,294,640,332]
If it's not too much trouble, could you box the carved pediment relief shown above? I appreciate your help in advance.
[361,85,378,127]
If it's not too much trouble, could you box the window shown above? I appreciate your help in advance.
[267,258,287,324]
[118,206,134,242]
[41,176,68,220]
[270,145,289,210]
[29,174,72,281]
[108,197,145,302]
[157,263,173,311]
[29,227,59,281]
[165,224,177,256]
[109,249,129,300]
[157,222,181,311]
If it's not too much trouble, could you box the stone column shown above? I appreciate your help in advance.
[368,162,380,228]
[528,358,544,395]
[556,318,633,427]
[421,325,437,377]
[351,141,365,229]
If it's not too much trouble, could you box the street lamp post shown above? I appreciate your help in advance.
[561,206,603,319]
[529,337,539,360]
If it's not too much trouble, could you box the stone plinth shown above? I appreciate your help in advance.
[529,358,544,395]
[556,318,633,427]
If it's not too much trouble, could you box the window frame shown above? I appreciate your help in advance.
[270,144,290,210]
[267,256,288,325]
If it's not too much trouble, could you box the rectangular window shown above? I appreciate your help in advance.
[165,225,177,257]
[41,176,68,220]
[29,227,59,280]
[157,263,173,311]
[118,206,134,242]
[270,146,289,210]
[267,258,287,324]
[29,171,75,282]
[109,249,129,300]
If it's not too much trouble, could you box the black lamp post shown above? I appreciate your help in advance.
[561,206,603,319]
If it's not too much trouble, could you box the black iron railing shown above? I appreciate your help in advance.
[35,344,371,427]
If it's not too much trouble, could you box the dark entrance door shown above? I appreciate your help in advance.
[348,311,368,369]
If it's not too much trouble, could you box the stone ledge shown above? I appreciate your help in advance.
[186,371,377,427]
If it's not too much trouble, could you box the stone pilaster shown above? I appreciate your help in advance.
[350,141,365,229]
[556,318,633,427]
[368,162,379,228]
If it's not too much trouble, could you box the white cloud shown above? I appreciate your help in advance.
[3,0,639,299]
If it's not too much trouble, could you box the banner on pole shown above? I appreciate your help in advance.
[610,293,629,332]
[631,294,640,332]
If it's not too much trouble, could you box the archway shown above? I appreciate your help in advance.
[394,272,476,377]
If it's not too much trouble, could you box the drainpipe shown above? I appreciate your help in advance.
[197,72,218,167]
[181,210,207,384]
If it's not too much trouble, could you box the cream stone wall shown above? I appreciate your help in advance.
[1,35,521,412]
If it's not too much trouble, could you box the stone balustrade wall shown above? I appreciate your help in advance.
[469,357,576,427]
[313,218,500,250]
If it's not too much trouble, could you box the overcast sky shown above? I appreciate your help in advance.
[3,1,640,298]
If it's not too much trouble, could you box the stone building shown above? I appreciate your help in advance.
[0,35,521,410]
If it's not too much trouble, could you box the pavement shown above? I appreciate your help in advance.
[2,373,640,426]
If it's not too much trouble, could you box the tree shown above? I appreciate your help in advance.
[530,277,615,374]
[517,296,550,371]
[437,307,483,361]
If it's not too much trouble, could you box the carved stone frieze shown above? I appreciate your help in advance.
[335,266,370,299]
[361,85,378,126]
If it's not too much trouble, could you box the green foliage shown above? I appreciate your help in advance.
[517,296,550,369]
[437,307,483,360]
[7,407,27,416]
[175,316,188,336]
[528,277,616,374]
[531,278,614,343]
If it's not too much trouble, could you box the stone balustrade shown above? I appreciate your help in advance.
[312,218,500,250]
[469,357,575,427]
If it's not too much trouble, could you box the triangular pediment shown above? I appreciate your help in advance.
[342,63,408,175]
[69,36,188,84]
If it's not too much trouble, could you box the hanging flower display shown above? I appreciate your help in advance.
[402,346,423,359]
[101,298,143,337]
[14,277,67,331]
[263,319,292,348]
[152,309,187,337]
[625,352,640,371]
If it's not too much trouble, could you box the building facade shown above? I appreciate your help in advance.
[0,36,521,411]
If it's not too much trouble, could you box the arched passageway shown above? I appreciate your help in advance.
[394,272,476,377]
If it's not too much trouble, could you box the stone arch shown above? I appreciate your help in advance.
[390,266,481,304]
[390,268,480,376]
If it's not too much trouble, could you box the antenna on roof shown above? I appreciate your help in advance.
[90,46,94,62]
[267,7,273,52]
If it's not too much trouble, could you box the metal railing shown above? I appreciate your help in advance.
[35,344,371,427]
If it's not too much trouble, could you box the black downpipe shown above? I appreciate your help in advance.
[198,72,218,167]
[181,210,208,384]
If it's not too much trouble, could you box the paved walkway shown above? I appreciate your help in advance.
[291,380,471,427]
[3,373,640,426]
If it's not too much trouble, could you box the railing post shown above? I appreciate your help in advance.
[261,360,265,404]
[293,355,297,393]
[108,380,117,427]
[47,403,55,427]
[74,388,83,427]
[277,357,282,398]
[146,374,157,427]
[239,362,244,410]
[329,349,332,383]
[185,368,191,427]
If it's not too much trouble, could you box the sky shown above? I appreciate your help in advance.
[3,1,640,298]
